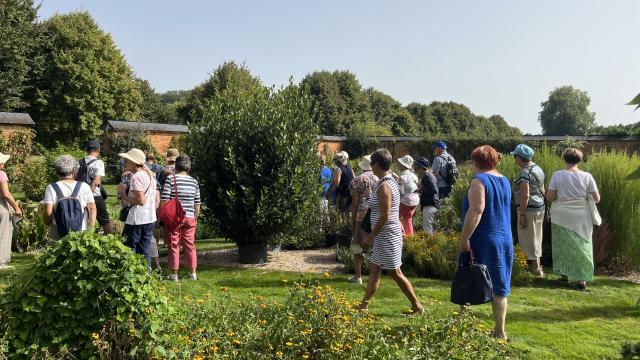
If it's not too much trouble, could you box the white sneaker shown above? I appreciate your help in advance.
[189,273,198,281]
[166,274,178,282]
[349,277,363,285]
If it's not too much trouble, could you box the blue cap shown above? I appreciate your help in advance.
[433,141,447,149]
[415,157,430,169]
[511,144,534,160]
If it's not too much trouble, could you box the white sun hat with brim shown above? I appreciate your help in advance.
[0,152,9,165]
[118,148,147,166]
[358,155,372,171]
[398,155,414,169]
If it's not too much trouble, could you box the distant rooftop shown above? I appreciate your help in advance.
[0,112,35,126]
[104,120,188,133]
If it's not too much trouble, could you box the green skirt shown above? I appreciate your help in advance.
[550,200,594,281]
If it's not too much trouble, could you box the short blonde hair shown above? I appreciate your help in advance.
[562,148,583,165]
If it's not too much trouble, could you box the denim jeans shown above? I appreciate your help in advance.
[123,222,155,268]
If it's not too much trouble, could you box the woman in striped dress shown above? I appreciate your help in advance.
[358,149,423,315]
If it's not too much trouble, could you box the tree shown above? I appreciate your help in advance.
[300,70,372,135]
[179,61,261,122]
[186,83,319,263]
[135,77,164,122]
[364,88,419,136]
[0,0,45,111]
[28,11,142,146]
[538,86,596,135]
[406,102,439,135]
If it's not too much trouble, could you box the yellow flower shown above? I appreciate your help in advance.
[286,341,295,347]
[302,355,310,359]
[276,351,284,357]
[220,287,229,292]
[210,345,219,352]
[91,332,99,341]
[281,279,289,284]
[193,356,204,360]
[227,331,235,337]
[233,339,241,345]
[323,271,330,278]
[256,295,264,302]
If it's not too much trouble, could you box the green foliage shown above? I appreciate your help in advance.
[364,88,419,136]
[0,128,35,179]
[403,232,460,279]
[539,86,596,136]
[28,11,142,146]
[158,90,191,124]
[187,83,319,246]
[336,246,370,275]
[179,61,261,122]
[12,156,48,201]
[278,199,326,249]
[159,282,522,359]
[0,0,45,111]
[621,342,640,359]
[11,200,48,252]
[102,129,156,184]
[0,231,167,358]
[627,92,640,111]
[135,77,165,122]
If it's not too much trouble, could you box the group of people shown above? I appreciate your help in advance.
[0,141,202,282]
[322,142,601,340]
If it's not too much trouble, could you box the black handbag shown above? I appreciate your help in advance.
[450,251,495,306]
[119,206,130,222]
[361,209,372,233]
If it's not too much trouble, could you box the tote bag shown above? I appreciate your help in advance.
[157,175,186,231]
[588,195,602,226]
[450,251,494,306]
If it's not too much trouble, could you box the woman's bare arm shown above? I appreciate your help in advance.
[460,179,485,251]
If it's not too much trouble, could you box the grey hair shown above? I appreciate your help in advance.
[55,155,77,177]
[175,155,191,172]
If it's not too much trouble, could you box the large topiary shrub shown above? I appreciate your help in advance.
[186,83,320,263]
[0,231,167,358]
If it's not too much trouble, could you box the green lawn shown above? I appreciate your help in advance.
[1,245,638,360]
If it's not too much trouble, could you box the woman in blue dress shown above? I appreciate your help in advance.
[460,145,513,340]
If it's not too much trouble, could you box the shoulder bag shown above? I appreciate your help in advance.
[157,175,186,232]
[450,250,494,306]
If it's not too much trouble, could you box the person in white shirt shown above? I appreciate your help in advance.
[117,148,159,269]
[395,155,420,236]
[43,155,96,240]
[78,140,113,234]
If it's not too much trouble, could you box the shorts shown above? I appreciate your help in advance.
[350,222,370,255]
[94,197,111,226]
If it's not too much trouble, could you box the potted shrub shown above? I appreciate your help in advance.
[187,83,320,263]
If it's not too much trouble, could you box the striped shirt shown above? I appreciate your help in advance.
[161,174,201,218]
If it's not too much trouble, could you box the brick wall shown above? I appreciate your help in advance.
[146,132,180,155]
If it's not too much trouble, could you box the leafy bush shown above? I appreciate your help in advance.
[403,232,459,279]
[12,156,49,201]
[0,231,167,358]
[0,129,35,179]
[336,245,370,275]
[159,282,523,359]
[621,342,640,360]
[102,130,158,184]
[278,199,326,249]
[186,83,320,249]
[12,200,48,252]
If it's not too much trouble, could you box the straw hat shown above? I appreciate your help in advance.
[118,148,147,166]
[398,155,414,169]
[358,155,372,171]
[166,148,179,162]
[0,152,9,164]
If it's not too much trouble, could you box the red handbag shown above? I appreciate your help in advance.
[157,175,186,231]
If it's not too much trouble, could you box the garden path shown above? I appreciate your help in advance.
[196,248,345,274]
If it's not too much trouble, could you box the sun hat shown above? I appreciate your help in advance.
[432,141,447,150]
[85,140,101,151]
[358,155,372,171]
[511,144,535,160]
[415,157,430,169]
[118,148,147,166]
[0,152,10,164]
[398,155,414,169]
[166,148,180,162]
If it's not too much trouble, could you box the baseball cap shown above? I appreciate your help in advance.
[415,157,430,169]
[433,141,447,150]
[85,140,101,151]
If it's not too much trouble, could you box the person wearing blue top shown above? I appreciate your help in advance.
[460,145,513,341]
[319,155,332,199]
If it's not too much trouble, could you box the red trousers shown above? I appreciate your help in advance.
[167,217,197,271]
[399,203,417,236]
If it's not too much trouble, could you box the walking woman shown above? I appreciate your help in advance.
[328,151,355,213]
[358,149,423,315]
[161,155,201,281]
[460,145,513,340]
[396,155,420,236]
[546,148,600,290]
[0,152,21,269]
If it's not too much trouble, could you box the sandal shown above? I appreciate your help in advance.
[491,330,511,343]
[402,307,425,317]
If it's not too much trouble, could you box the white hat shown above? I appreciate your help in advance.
[398,155,414,169]
[0,152,9,164]
[358,155,372,171]
[118,148,146,166]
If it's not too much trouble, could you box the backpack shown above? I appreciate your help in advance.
[438,154,459,185]
[156,175,186,232]
[76,158,97,185]
[337,164,354,197]
[51,182,85,238]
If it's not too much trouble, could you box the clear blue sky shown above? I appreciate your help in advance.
[38,0,640,134]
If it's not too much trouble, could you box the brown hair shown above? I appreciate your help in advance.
[562,148,583,165]
[470,145,501,171]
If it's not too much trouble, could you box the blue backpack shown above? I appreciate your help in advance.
[51,182,85,238]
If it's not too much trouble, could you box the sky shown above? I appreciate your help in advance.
[38,0,640,134]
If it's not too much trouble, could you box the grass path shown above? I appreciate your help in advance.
[2,249,639,359]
